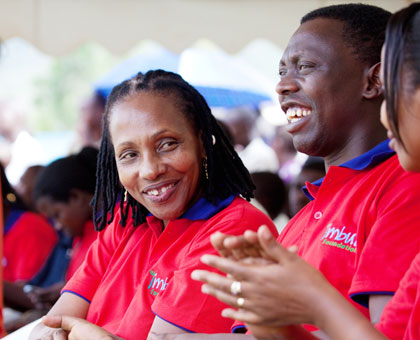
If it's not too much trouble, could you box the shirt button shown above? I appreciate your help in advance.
[314,211,323,220]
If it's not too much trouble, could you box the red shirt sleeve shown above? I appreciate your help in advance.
[3,212,57,282]
[152,202,278,333]
[349,171,420,306]
[376,251,420,340]
[62,211,125,302]
[65,220,98,281]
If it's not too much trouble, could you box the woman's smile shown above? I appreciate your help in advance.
[110,91,205,223]
[142,180,178,203]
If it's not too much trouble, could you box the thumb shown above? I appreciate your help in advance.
[257,225,292,263]
[43,315,79,331]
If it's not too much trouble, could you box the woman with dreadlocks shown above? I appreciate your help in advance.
[29,70,278,340]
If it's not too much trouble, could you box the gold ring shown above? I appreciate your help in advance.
[230,281,242,296]
[237,297,245,308]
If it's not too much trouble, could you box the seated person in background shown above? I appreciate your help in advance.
[214,106,279,173]
[14,165,45,212]
[2,148,98,332]
[250,172,289,233]
[28,70,278,340]
[287,156,325,217]
[11,146,97,305]
[33,146,99,284]
[72,92,106,152]
[1,164,57,284]
[270,125,302,184]
[1,164,57,332]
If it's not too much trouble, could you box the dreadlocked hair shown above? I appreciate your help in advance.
[92,69,255,231]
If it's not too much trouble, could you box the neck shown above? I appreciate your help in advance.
[323,123,387,171]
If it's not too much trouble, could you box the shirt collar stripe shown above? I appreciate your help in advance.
[303,140,394,200]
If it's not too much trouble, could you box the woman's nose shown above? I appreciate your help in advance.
[139,154,165,180]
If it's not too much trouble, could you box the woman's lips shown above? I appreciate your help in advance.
[143,181,178,203]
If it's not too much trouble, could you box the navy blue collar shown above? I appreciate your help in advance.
[303,140,394,199]
[180,195,235,221]
[4,209,25,235]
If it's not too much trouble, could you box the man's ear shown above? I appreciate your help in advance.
[363,62,383,99]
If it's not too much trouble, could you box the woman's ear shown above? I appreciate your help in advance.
[363,62,383,99]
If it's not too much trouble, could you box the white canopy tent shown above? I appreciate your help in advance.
[0,0,412,56]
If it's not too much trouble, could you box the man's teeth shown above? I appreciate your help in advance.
[286,107,312,121]
[146,183,175,196]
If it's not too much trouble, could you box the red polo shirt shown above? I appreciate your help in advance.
[279,141,420,321]
[3,209,57,282]
[65,220,97,281]
[377,251,420,340]
[63,196,278,340]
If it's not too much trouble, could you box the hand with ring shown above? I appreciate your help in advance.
[191,225,331,328]
[230,281,242,296]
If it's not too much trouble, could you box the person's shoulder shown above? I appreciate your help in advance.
[214,196,274,223]
[20,211,53,229]
[380,154,420,182]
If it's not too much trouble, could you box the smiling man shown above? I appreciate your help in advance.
[188,3,420,339]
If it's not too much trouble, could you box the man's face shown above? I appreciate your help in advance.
[276,18,367,158]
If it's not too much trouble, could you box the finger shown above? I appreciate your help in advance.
[200,254,251,280]
[210,232,232,258]
[257,225,293,263]
[223,234,262,260]
[223,234,249,249]
[201,283,241,309]
[191,269,232,293]
[243,230,259,244]
[53,329,68,340]
[221,308,263,324]
[42,315,63,329]
[60,315,85,332]
[288,245,299,254]
[43,315,81,332]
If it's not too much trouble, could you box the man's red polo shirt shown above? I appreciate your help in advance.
[278,141,420,319]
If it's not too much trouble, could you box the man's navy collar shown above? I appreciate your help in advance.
[180,195,235,221]
[303,140,394,200]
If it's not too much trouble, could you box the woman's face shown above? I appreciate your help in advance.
[109,91,205,225]
[380,60,420,172]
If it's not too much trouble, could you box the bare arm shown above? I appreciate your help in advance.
[28,292,90,340]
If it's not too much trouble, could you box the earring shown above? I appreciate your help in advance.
[203,158,209,180]
[124,189,128,202]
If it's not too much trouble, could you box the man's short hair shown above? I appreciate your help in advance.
[301,4,391,65]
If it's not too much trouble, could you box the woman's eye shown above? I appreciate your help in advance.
[119,151,136,161]
[159,140,178,152]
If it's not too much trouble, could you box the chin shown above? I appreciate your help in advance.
[399,154,420,173]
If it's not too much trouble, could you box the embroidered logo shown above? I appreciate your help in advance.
[320,224,357,253]
[147,270,169,296]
